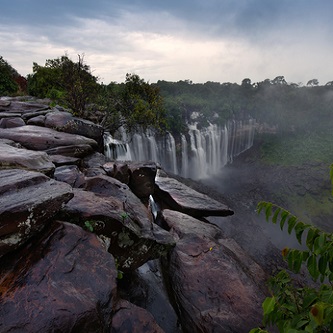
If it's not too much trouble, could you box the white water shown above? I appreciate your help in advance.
[104,119,256,180]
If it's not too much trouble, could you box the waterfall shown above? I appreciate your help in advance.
[104,119,256,180]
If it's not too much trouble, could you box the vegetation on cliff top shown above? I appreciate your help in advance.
[1,54,332,164]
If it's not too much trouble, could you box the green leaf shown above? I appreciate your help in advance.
[307,255,319,280]
[321,289,333,304]
[265,203,273,221]
[306,228,318,251]
[294,222,308,245]
[313,233,326,255]
[280,210,289,230]
[287,216,297,234]
[318,255,328,275]
[262,296,276,315]
[272,207,281,224]
[257,201,266,215]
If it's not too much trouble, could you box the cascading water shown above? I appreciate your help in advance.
[104,119,256,180]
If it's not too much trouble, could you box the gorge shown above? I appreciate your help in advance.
[0,96,271,333]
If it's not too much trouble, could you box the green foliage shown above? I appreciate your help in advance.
[27,54,99,116]
[84,220,96,232]
[0,56,19,95]
[253,167,333,332]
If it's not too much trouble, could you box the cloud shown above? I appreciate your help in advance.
[1,0,333,85]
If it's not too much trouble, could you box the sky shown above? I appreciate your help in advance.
[1,0,333,85]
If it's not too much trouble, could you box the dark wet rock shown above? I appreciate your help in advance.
[0,221,117,333]
[161,209,266,333]
[128,162,157,200]
[0,100,49,114]
[46,144,94,158]
[0,125,98,151]
[117,260,181,333]
[103,162,130,185]
[0,117,25,128]
[60,176,175,271]
[0,140,55,174]
[154,174,234,218]
[82,152,107,168]
[111,299,165,333]
[54,165,85,188]
[81,153,108,177]
[50,154,81,167]
[26,114,46,126]
[44,110,104,144]
[0,169,73,257]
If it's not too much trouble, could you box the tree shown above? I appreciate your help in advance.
[27,54,99,116]
[105,73,166,135]
[250,164,333,333]
[307,79,319,87]
[0,56,19,95]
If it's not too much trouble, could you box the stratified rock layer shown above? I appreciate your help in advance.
[155,174,234,217]
[0,169,73,257]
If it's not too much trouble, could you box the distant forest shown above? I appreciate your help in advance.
[1,54,333,137]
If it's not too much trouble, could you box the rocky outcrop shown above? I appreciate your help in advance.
[0,96,272,332]
[0,139,55,174]
[155,172,234,218]
[161,209,266,333]
[0,169,73,257]
[60,175,175,271]
[0,221,118,332]
[0,125,98,152]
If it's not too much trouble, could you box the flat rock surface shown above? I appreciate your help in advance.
[0,140,55,174]
[0,221,117,333]
[0,125,98,151]
[155,175,234,217]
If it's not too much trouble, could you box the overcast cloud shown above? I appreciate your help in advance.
[1,0,333,85]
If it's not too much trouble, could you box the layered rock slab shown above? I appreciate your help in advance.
[60,175,175,271]
[161,209,266,333]
[0,169,73,257]
[155,175,234,217]
[0,222,117,333]
[0,139,55,174]
[0,125,98,152]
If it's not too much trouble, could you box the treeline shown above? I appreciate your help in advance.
[1,54,333,136]
[156,77,333,133]
[0,54,166,136]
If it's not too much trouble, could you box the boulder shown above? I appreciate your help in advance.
[0,140,55,174]
[0,117,25,128]
[0,125,98,151]
[50,154,81,167]
[0,100,49,114]
[128,162,157,200]
[54,165,85,188]
[103,162,157,199]
[60,175,175,271]
[103,161,130,185]
[161,209,266,333]
[154,174,234,217]
[0,221,117,333]
[44,111,104,144]
[0,169,73,257]
[111,299,165,333]
[46,144,94,158]
[26,114,46,126]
